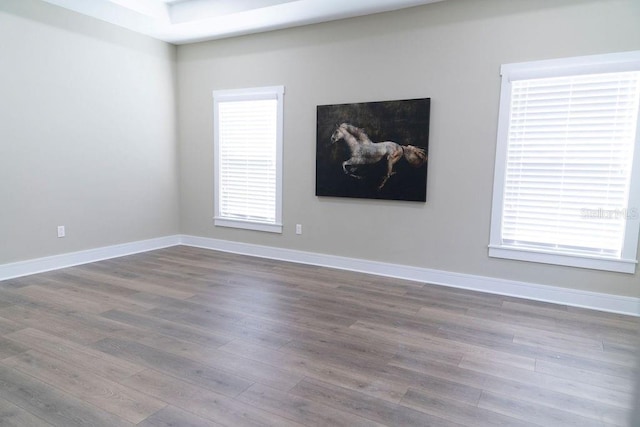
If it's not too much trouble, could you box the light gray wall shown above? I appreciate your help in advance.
[0,0,179,263]
[177,0,640,298]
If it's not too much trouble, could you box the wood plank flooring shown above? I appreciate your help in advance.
[0,245,638,426]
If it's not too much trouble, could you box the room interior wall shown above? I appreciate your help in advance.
[1,0,638,304]
[0,0,180,264]
[177,0,640,298]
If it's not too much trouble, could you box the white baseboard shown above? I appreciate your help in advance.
[0,235,181,281]
[181,235,640,317]
[1,233,638,316]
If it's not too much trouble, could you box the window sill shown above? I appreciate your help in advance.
[214,218,282,234]
[488,245,637,274]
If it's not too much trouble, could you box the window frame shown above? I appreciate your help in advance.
[212,85,284,233]
[489,51,640,274]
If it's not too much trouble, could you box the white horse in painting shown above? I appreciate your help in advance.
[330,123,427,189]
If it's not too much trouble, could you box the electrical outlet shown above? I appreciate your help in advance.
[295,224,302,235]
[57,225,65,238]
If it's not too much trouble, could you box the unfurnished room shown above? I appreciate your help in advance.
[1,0,639,426]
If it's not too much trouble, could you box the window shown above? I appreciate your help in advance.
[489,51,640,273]
[213,86,284,233]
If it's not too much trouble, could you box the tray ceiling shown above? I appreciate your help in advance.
[40,0,447,44]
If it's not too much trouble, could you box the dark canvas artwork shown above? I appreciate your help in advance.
[316,98,430,202]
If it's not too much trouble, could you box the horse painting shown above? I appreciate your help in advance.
[330,123,427,189]
[316,98,430,201]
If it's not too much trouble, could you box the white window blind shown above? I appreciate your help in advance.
[490,51,640,273]
[213,86,284,233]
[504,71,640,256]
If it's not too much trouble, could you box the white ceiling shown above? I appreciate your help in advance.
[40,0,447,45]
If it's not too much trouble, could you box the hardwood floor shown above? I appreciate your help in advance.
[0,246,637,426]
